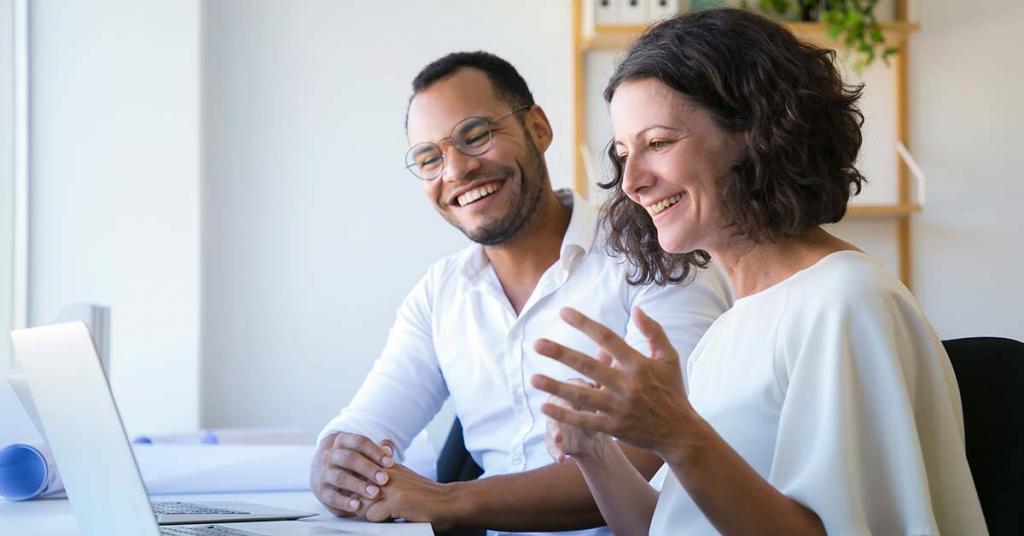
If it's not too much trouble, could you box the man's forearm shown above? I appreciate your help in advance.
[444,444,662,531]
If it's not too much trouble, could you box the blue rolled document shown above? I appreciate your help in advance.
[0,442,316,501]
[0,443,60,501]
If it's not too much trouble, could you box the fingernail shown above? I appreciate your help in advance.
[366,485,379,497]
[381,456,393,467]
[375,471,387,484]
[348,498,360,510]
[383,445,393,456]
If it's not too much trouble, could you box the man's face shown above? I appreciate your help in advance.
[406,68,549,245]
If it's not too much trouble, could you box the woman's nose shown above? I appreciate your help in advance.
[621,155,654,199]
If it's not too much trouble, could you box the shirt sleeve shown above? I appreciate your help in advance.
[316,271,449,462]
[768,282,986,535]
[625,263,732,374]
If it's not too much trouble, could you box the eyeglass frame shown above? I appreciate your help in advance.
[403,104,532,181]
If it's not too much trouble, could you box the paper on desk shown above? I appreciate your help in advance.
[132,428,307,445]
[0,443,315,501]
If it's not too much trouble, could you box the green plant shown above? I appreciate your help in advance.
[743,0,899,72]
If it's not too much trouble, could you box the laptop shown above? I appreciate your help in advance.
[10,322,325,535]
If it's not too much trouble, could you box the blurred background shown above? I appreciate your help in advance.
[1,0,1021,449]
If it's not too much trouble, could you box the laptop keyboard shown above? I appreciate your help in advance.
[152,501,250,516]
[160,526,262,536]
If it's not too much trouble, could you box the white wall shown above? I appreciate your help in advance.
[0,0,14,372]
[199,0,573,442]
[28,0,201,435]
[909,0,1024,341]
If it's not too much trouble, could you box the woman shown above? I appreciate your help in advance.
[529,9,987,535]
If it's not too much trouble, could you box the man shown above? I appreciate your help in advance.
[310,51,732,534]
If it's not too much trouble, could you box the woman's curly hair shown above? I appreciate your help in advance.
[600,8,866,285]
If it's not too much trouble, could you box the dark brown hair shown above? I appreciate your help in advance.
[406,51,534,130]
[600,8,865,285]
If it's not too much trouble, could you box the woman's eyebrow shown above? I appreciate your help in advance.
[614,124,687,147]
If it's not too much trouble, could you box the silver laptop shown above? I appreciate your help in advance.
[10,322,323,535]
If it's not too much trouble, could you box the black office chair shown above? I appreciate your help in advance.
[943,337,1024,536]
[437,418,484,485]
[435,418,485,536]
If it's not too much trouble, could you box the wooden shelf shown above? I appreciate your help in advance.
[846,204,922,218]
[787,21,919,50]
[582,21,919,52]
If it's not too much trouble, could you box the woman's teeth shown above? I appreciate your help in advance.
[647,193,684,215]
[458,182,502,207]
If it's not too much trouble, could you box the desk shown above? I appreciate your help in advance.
[0,490,432,535]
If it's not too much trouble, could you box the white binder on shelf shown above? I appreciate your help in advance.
[589,0,621,26]
[646,0,681,22]
[620,0,648,24]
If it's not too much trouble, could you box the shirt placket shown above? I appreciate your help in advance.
[503,258,574,473]
[504,320,531,472]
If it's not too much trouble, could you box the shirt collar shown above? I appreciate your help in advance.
[460,188,598,281]
[557,188,597,271]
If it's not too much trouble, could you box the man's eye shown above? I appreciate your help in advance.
[458,125,490,147]
[418,155,442,168]
[464,133,489,146]
[616,153,629,162]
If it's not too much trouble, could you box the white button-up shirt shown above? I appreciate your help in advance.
[319,190,732,536]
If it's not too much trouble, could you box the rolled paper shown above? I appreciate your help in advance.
[1,429,436,501]
[131,428,305,446]
[0,442,316,501]
[0,443,61,501]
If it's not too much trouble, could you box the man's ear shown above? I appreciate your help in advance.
[523,105,553,153]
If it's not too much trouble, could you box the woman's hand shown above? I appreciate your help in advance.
[531,307,707,457]
[545,378,611,463]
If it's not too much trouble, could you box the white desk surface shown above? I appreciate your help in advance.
[0,490,433,535]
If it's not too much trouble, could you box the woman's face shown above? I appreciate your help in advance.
[609,78,743,255]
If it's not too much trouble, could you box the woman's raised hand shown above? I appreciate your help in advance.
[531,307,699,455]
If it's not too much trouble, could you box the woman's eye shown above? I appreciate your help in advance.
[649,139,669,150]
[616,153,629,162]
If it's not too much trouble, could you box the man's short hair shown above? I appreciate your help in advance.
[406,51,535,129]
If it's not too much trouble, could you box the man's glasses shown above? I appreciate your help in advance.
[404,105,531,180]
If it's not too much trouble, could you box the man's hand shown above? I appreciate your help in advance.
[310,432,396,517]
[363,463,461,529]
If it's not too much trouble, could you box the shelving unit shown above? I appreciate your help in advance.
[571,1,921,286]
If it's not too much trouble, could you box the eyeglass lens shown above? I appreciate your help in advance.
[405,116,494,180]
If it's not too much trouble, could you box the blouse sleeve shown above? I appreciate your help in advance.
[768,280,986,535]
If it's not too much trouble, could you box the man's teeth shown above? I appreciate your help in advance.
[647,193,684,215]
[458,182,501,206]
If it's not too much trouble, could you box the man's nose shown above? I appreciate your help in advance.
[441,145,482,183]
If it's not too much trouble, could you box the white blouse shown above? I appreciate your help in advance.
[649,251,987,535]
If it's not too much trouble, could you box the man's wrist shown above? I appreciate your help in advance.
[435,480,475,529]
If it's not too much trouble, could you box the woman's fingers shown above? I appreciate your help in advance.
[632,307,679,362]
[531,374,616,413]
[540,402,615,435]
[534,338,620,386]
[560,307,643,368]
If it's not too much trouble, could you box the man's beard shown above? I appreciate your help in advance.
[451,143,548,246]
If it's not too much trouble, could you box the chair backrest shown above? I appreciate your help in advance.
[436,418,483,485]
[943,337,1024,535]
[435,418,485,536]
